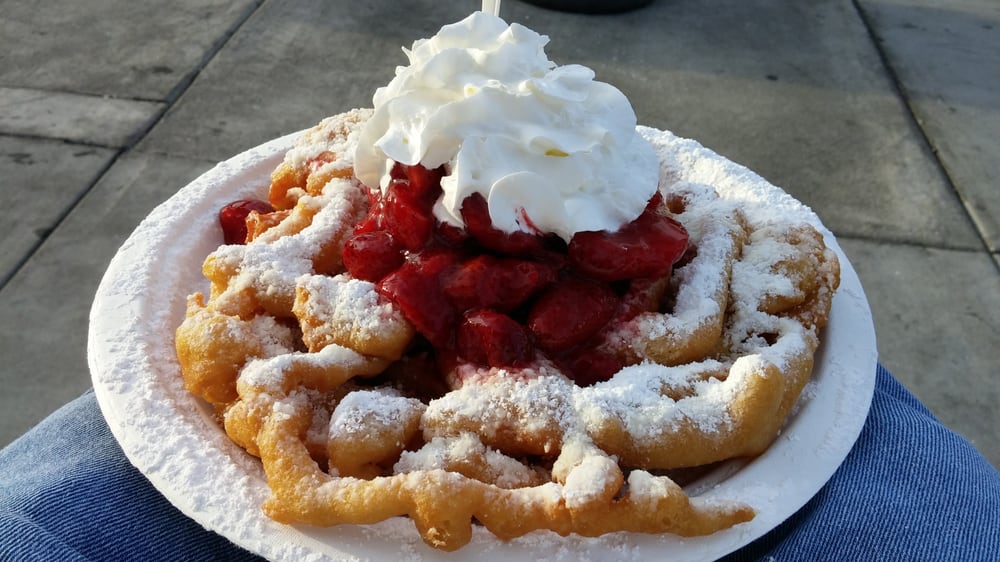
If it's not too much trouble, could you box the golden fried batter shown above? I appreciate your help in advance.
[174,111,840,551]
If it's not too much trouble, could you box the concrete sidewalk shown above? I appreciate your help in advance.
[1,0,997,469]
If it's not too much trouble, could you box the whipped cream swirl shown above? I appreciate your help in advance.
[354,12,659,242]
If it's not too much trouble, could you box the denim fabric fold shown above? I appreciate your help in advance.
[1,365,997,561]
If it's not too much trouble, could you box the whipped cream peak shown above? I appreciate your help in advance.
[354,11,659,242]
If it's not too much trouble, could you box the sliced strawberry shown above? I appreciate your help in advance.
[614,277,670,322]
[461,193,546,256]
[342,231,404,282]
[219,199,274,245]
[557,348,625,387]
[527,277,618,352]
[405,163,445,202]
[456,309,534,368]
[353,187,385,235]
[568,193,689,281]
[441,255,557,312]
[382,180,434,251]
[435,221,470,247]
[377,248,461,348]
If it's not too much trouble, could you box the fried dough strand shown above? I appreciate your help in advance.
[174,111,840,551]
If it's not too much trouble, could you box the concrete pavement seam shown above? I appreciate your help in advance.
[851,0,999,274]
[0,1,268,293]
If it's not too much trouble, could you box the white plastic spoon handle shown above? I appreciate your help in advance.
[482,0,501,16]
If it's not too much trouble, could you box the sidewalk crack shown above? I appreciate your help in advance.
[851,0,996,267]
[0,1,267,293]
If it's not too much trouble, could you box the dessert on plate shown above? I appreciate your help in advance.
[174,12,840,551]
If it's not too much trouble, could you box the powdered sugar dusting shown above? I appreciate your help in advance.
[562,454,618,509]
[297,273,409,344]
[641,126,825,232]
[395,433,546,490]
[88,123,876,562]
[286,108,372,172]
[611,180,742,356]
[207,177,366,315]
[578,360,737,440]
[330,389,424,441]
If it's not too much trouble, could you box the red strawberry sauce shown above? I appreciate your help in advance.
[343,162,689,386]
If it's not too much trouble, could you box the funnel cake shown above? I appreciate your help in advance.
[174,107,840,551]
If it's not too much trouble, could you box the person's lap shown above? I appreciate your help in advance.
[722,365,999,561]
[1,365,997,561]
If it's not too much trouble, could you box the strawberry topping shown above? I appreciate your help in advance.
[231,162,688,386]
[219,199,275,245]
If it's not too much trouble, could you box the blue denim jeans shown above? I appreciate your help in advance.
[1,365,997,561]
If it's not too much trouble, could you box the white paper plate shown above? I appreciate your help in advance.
[89,131,877,561]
